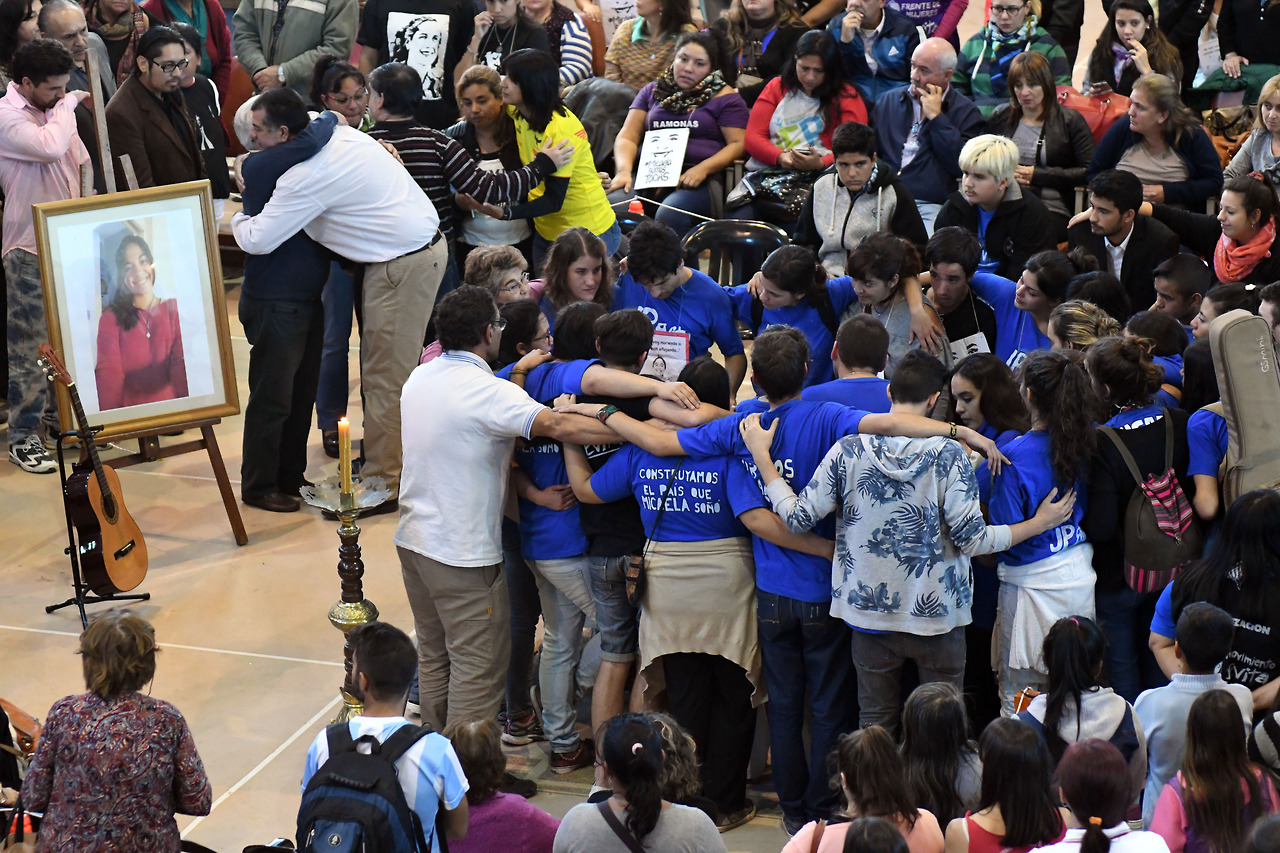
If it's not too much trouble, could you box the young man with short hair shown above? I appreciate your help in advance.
[934,134,1054,280]
[801,314,891,412]
[612,221,747,395]
[924,225,998,362]
[1151,253,1210,333]
[797,121,928,276]
[1068,168,1179,312]
[0,38,90,474]
[828,0,921,101]
[302,621,470,847]
[1134,602,1253,827]
[740,348,1074,734]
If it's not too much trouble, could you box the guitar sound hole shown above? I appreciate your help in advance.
[102,495,118,523]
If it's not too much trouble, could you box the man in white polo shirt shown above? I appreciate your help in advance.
[396,285,616,730]
[232,113,444,509]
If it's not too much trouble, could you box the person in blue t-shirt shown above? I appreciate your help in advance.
[611,221,747,396]
[989,349,1098,716]
[564,357,831,828]
[1182,339,1228,524]
[301,622,469,853]
[560,327,1010,830]
[801,314,892,413]
[495,302,701,773]
[965,249,1088,370]
[948,351,1030,728]
[727,246,858,388]
[1083,336,1195,703]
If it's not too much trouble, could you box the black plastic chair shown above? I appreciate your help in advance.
[681,219,790,290]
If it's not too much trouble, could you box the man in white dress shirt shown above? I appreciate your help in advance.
[232,114,446,507]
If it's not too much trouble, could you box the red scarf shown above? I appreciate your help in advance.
[1214,217,1276,283]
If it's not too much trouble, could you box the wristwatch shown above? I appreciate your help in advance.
[500,204,512,221]
[277,65,287,84]
[596,405,619,424]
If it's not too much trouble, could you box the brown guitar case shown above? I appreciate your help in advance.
[1208,308,1280,506]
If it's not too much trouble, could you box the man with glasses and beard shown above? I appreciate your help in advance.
[105,25,204,188]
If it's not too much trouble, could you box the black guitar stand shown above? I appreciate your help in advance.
[46,427,150,628]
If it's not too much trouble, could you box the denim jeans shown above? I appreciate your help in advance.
[850,626,966,733]
[588,555,639,663]
[1096,585,1166,702]
[529,555,596,752]
[503,522,541,716]
[3,249,48,444]
[316,262,354,432]
[757,591,855,824]
[237,295,323,498]
[607,187,713,240]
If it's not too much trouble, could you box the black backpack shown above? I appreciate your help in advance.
[297,723,437,853]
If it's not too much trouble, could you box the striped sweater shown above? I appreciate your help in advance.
[952,23,1071,117]
[367,118,556,241]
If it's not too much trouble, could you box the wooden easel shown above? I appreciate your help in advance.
[78,53,248,547]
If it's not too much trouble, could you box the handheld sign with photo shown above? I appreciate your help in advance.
[634,128,690,191]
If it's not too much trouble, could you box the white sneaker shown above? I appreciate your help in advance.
[9,435,57,474]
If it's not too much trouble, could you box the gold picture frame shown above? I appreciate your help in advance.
[34,180,239,439]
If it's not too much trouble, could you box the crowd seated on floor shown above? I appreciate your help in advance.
[10,0,1280,849]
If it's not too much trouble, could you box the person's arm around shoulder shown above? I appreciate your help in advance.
[740,415,841,531]
[554,403,687,457]
[563,442,605,504]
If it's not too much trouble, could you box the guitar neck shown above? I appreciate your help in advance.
[66,380,112,502]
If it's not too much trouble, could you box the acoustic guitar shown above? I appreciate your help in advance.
[37,344,148,594]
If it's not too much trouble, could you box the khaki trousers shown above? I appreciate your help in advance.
[360,236,446,494]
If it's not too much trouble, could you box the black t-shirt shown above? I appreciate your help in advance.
[578,393,652,557]
[476,19,550,74]
[1172,569,1280,692]
[181,74,230,200]
[939,288,999,363]
[357,0,474,129]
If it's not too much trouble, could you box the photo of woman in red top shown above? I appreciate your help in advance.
[94,233,189,411]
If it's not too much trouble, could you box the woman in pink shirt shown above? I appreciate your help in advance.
[786,726,944,853]
[95,233,188,411]
[1151,690,1279,853]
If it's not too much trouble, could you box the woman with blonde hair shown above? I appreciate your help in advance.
[986,51,1094,241]
[1225,73,1280,196]
[1087,73,1222,210]
[19,610,211,852]
[710,0,809,106]
[1048,300,1121,351]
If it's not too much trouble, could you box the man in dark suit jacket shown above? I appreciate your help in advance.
[1068,169,1180,312]
[105,26,204,189]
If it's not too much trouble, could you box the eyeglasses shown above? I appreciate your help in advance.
[154,58,190,73]
[325,88,369,105]
[990,2,1027,14]
[531,330,552,344]
[499,271,530,293]
[491,317,508,331]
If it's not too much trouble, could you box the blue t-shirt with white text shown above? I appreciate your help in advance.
[611,269,745,364]
[968,271,1051,370]
[727,277,858,386]
[676,400,868,602]
[988,430,1088,566]
[590,445,764,541]
[497,359,594,560]
[802,376,892,412]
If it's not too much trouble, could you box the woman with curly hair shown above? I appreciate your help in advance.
[18,611,211,851]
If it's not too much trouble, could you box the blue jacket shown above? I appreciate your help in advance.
[826,6,922,102]
[872,85,986,205]
[1086,115,1224,209]
[239,112,337,302]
